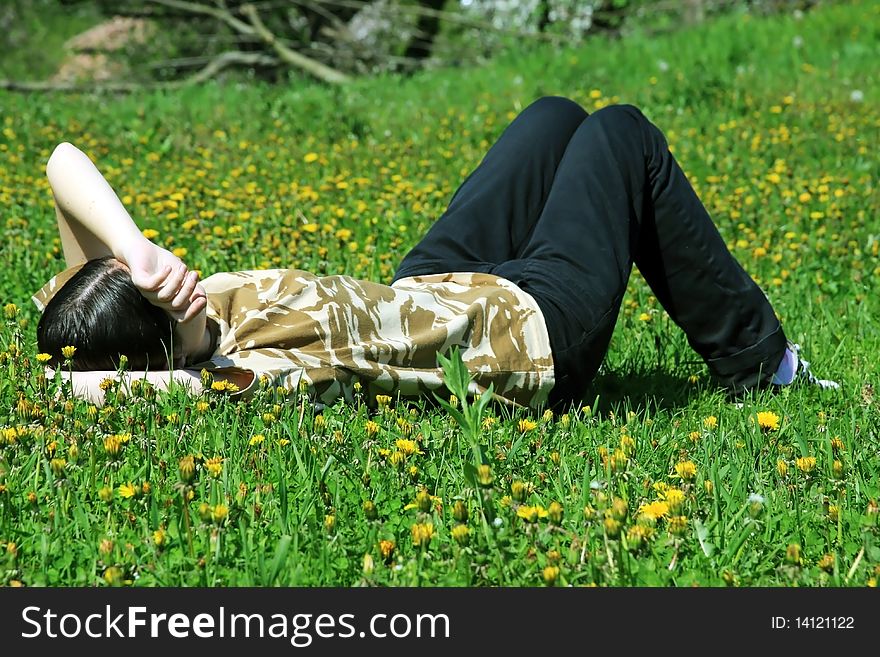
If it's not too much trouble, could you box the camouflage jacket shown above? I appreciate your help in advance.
[34,267,555,408]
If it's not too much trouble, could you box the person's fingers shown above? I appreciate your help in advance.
[135,265,172,292]
[171,270,199,310]
[156,262,187,302]
[181,294,207,323]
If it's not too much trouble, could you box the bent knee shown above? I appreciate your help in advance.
[526,95,589,125]
[589,103,646,126]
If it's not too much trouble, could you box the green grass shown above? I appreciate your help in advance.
[1,0,879,586]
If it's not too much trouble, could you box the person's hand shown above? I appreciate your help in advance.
[123,237,206,323]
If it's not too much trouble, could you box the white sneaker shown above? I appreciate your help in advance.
[772,342,840,390]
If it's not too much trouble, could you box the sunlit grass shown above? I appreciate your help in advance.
[0,0,878,586]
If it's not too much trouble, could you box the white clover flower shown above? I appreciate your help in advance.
[850,89,864,103]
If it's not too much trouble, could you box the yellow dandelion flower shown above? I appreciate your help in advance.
[756,411,780,432]
[36,353,52,363]
[517,418,538,433]
[675,461,697,480]
[364,420,380,437]
[303,152,319,163]
[118,482,137,499]
[249,434,265,446]
[61,345,77,359]
[817,554,835,573]
[639,500,669,521]
[210,380,239,393]
[204,456,223,477]
[516,505,548,523]
[395,438,421,456]
[703,416,718,430]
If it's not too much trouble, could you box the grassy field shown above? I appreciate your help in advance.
[1,0,879,587]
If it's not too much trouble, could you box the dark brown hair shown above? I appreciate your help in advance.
[37,256,177,370]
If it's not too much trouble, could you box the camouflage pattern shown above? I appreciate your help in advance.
[34,266,555,408]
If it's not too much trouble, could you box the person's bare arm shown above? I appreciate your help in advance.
[45,142,209,360]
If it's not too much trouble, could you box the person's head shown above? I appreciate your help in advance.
[37,256,178,370]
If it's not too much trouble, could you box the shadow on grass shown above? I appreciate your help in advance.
[579,368,703,416]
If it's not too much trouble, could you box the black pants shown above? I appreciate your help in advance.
[392,97,787,407]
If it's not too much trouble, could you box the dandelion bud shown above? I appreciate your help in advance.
[99,539,114,555]
[379,539,395,563]
[451,524,470,546]
[448,394,459,409]
[665,488,685,514]
[667,515,688,537]
[722,570,736,586]
[363,500,379,521]
[703,479,714,494]
[785,543,802,565]
[153,528,166,548]
[610,497,628,522]
[212,504,229,524]
[362,553,375,576]
[98,486,113,503]
[542,565,560,586]
[452,500,468,523]
[4,303,18,319]
[549,450,561,466]
[511,480,528,503]
[475,464,493,487]
[583,504,597,521]
[603,517,621,538]
[324,514,336,533]
[817,553,835,573]
[832,460,845,479]
[795,456,817,474]
[61,345,77,360]
[103,566,124,587]
[49,458,66,477]
[411,522,434,548]
[416,489,432,513]
[198,502,212,522]
[548,501,564,525]
[776,460,788,478]
[178,455,196,483]
[67,443,79,461]
[626,524,652,550]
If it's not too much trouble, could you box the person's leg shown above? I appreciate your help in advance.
[498,104,787,406]
[392,96,589,282]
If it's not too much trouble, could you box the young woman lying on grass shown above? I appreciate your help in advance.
[34,97,838,409]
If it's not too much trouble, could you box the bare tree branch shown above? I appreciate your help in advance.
[240,3,350,83]
[145,0,257,36]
